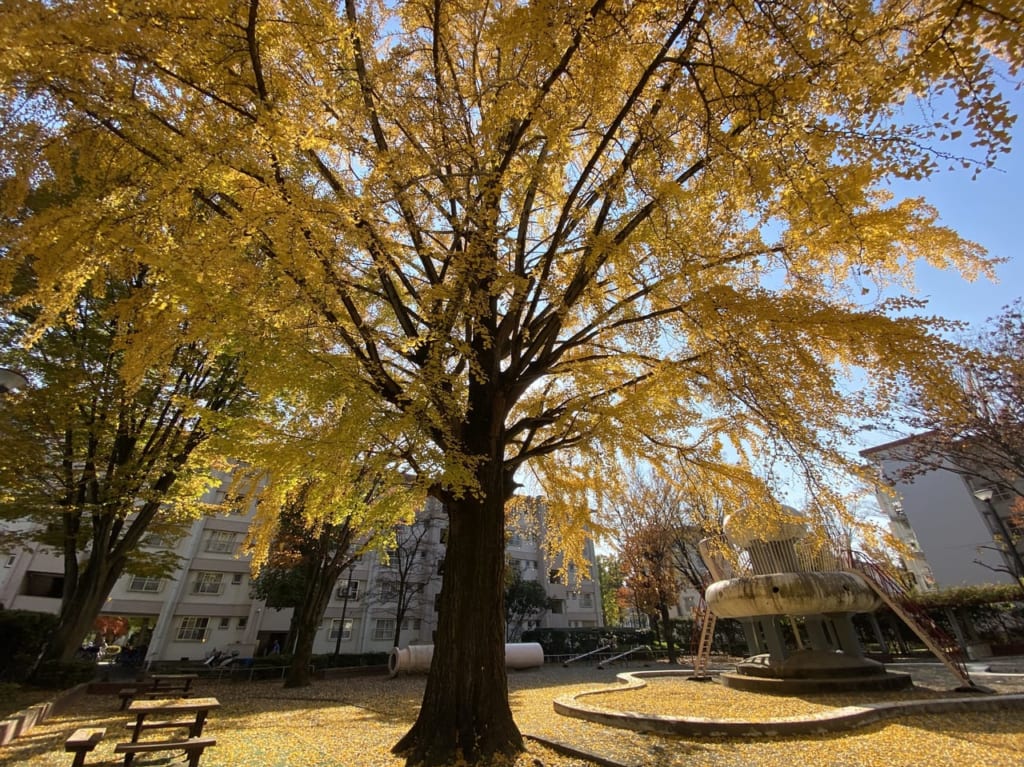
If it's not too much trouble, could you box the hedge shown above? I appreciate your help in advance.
[0,610,59,683]
[521,627,654,655]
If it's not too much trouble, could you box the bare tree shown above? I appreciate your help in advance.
[895,301,1024,503]
[374,506,442,649]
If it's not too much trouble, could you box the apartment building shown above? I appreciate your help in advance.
[0,491,603,661]
[861,435,1022,590]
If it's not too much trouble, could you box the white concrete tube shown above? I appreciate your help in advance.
[388,642,544,677]
[505,642,544,669]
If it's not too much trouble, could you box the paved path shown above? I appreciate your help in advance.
[888,656,1024,693]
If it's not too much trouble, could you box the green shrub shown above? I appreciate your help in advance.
[29,660,96,689]
[521,627,654,655]
[253,653,292,668]
[0,610,59,683]
[914,583,1023,608]
[668,616,748,656]
[311,652,389,670]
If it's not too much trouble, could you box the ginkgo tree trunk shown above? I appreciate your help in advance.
[2,1,1021,764]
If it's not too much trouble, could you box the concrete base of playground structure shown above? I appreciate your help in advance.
[552,669,1024,737]
[718,651,914,694]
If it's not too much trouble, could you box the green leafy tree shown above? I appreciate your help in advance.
[2,1,1021,763]
[246,468,416,688]
[504,566,551,641]
[597,554,624,627]
[0,262,248,664]
[250,480,359,688]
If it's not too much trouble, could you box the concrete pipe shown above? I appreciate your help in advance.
[388,642,544,677]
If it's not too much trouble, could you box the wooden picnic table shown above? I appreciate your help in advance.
[125,697,219,744]
[118,673,199,709]
[148,673,198,691]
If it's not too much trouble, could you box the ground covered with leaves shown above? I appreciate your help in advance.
[3,662,1022,767]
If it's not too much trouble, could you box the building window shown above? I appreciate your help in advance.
[192,571,224,595]
[142,533,171,548]
[22,571,63,598]
[402,617,421,631]
[231,573,244,585]
[580,593,593,608]
[237,617,248,630]
[373,619,395,641]
[379,581,399,602]
[329,618,353,641]
[219,617,231,629]
[128,575,162,593]
[206,530,237,554]
[549,569,561,584]
[550,599,564,614]
[336,580,360,601]
[176,616,209,642]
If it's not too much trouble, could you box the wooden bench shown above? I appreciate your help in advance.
[119,686,191,708]
[118,688,141,710]
[65,728,105,767]
[123,718,197,736]
[114,736,215,767]
[140,687,192,699]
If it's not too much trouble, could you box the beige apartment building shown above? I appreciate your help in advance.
[0,490,603,662]
[861,436,1022,590]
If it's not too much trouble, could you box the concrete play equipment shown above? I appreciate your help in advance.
[702,505,913,693]
[387,642,544,677]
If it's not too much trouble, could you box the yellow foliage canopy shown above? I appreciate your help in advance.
[1,0,1021,762]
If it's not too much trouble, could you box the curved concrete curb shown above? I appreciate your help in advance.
[523,734,633,767]
[553,670,1024,737]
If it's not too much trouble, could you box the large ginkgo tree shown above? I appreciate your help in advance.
[1,1,1020,763]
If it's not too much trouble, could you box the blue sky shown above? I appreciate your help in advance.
[890,87,1024,329]
[790,85,1024,509]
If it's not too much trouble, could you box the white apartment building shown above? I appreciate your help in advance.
[861,436,1021,590]
[0,491,603,662]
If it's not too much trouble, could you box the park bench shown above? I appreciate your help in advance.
[117,688,140,710]
[122,717,198,736]
[65,728,105,767]
[118,673,198,709]
[114,736,215,767]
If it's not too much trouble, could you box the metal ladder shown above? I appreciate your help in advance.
[691,596,717,679]
[847,551,976,689]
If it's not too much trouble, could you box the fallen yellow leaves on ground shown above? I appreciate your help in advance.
[2,664,1021,767]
